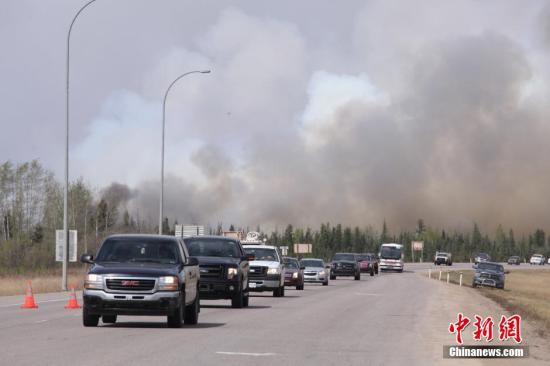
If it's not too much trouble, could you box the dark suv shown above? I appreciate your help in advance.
[81,234,200,328]
[330,253,361,280]
[184,236,251,308]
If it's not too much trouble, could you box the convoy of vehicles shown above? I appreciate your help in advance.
[379,243,404,272]
[300,258,330,285]
[472,262,505,289]
[283,257,305,290]
[330,253,361,280]
[81,234,200,328]
[433,251,452,266]
[184,236,251,308]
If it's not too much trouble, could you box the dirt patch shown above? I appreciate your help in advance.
[0,269,86,296]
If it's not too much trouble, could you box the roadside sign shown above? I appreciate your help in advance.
[412,241,424,250]
[183,225,204,237]
[55,230,77,262]
[279,246,289,256]
[174,224,183,237]
[294,243,312,254]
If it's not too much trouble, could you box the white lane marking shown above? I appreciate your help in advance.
[354,292,381,296]
[216,352,277,357]
[34,319,48,323]
[0,298,68,308]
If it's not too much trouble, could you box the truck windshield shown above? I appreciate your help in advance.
[333,254,355,261]
[477,263,503,272]
[96,238,181,264]
[300,259,324,268]
[380,247,402,260]
[244,248,278,261]
[185,238,241,258]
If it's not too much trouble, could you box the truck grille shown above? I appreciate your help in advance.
[480,273,500,280]
[199,265,224,279]
[249,266,267,278]
[105,278,155,291]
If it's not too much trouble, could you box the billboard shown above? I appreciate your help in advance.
[294,243,312,254]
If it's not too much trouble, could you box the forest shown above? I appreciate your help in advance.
[1,160,548,274]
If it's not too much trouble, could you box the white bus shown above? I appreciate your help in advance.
[379,243,404,272]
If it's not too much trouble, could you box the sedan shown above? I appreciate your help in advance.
[283,257,305,290]
[300,258,329,286]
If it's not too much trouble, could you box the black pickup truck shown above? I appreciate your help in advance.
[330,253,361,280]
[184,236,251,308]
[81,234,200,328]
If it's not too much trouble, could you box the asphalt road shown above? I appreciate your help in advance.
[0,264,547,366]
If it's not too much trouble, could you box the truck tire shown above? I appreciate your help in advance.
[231,289,244,308]
[167,293,184,328]
[322,281,328,286]
[375,266,379,274]
[355,272,361,280]
[280,285,285,297]
[83,306,99,327]
[472,281,477,288]
[370,268,374,277]
[330,275,336,280]
[296,284,304,290]
[243,292,249,307]
[184,293,199,325]
[102,315,117,324]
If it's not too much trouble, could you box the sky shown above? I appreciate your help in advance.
[2,0,550,233]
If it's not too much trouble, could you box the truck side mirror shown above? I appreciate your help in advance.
[80,254,94,264]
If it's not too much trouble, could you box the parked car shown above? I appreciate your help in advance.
[530,254,546,265]
[472,262,505,289]
[242,244,286,297]
[507,256,521,265]
[80,234,200,328]
[184,236,250,308]
[434,251,452,266]
[474,253,491,265]
[330,253,360,280]
[283,257,305,290]
[300,258,329,286]
[356,253,378,276]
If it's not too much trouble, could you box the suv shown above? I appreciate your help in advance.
[472,262,505,289]
[530,254,546,265]
[242,244,286,297]
[80,234,200,328]
[474,253,491,265]
[330,253,360,280]
[184,236,250,308]
[356,253,379,276]
[434,251,452,266]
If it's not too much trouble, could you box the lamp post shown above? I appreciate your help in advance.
[159,70,211,235]
[63,0,98,291]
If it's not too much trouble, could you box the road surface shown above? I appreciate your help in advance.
[0,265,548,366]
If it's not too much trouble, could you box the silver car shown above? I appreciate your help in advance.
[300,258,329,286]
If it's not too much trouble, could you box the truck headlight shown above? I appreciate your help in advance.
[267,268,280,275]
[158,276,179,291]
[84,274,103,290]
[227,267,238,280]
[292,272,298,279]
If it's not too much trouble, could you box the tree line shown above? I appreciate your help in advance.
[1,160,549,273]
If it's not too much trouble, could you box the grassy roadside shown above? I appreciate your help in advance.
[0,268,87,296]
[425,268,550,337]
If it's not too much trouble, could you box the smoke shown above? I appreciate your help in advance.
[73,2,550,233]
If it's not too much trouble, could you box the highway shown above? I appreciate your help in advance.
[1,264,548,366]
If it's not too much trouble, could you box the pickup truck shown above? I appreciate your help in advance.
[434,251,452,266]
[242,244,286,297]
[184,236,251,308]
[81,234,200,328]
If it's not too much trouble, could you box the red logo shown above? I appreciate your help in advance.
[449,313,470,344]
[121,280,140,286]
[449,313,522,344]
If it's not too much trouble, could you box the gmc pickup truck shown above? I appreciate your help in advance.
[80,234,200,328]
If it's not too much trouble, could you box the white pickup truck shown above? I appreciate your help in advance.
[242,243,286,297]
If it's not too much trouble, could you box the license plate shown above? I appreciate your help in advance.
[249,282,257,288]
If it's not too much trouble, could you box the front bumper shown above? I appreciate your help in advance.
[434,258,449,265]
[198,278,241,300]
[83,289,180,316]
[284,275,302,286]
[248,277,280,291]
[303,272,327,283]
[473,277,504,288]
[331,268,356,276]
[380,263,403,271]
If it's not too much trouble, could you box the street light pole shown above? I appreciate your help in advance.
[159,70,211,235]
[64,0,98,291]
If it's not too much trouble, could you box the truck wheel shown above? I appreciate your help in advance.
[472,281,477,288]
[184,293,199,325]
[330,275,336,280]
[322,281,328,286]
[83,306,99,327]
[102,315,117,324]
[355,272,361,280]
[167,294,184,328]
[273,287,280,297]
[375,266,379,274]
[231,289,244,308]
[370,268,374,277]
[243,292,249,307]
[296,284,304,290]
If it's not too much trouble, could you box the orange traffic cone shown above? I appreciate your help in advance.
[64,286,81,309]
[21,281,38,309]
